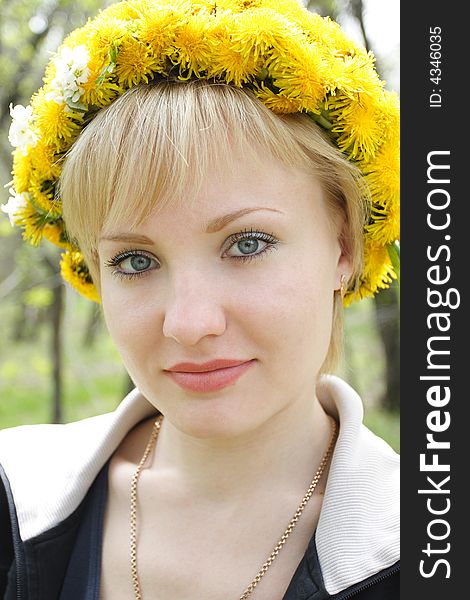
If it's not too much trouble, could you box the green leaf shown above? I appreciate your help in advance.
[66,99,88,112]
[308,111,333,130]
[109,41,120,65]
[387,242,400,283]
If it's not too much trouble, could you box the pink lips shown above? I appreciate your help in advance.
[164,359,255,393]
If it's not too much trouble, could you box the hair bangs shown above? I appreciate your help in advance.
[61,80,314,257]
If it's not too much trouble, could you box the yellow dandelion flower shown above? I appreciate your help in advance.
[62,25,91,52]
[253,82,302,113]
[60,251,101,303]
[80,53,122,107]
[100,2,131,19]
[170,14,217,78]
[33,97,83,149]
[345,238,396,304]
[308,14,364,60]
[362,138,400,209]
[14,202,45,246]
[115,36,161,87]
[361,238,397,295]
[343,235,396,307]
[329,92,387,161]
[367,204,400,245]
[138,5,186,58]
[208,43,261,86]
[43,222,71,249]
[326,52,382,98]
[81,77,121,108]
[214,0,263,12]
[230,9,302,62]
[106,0,141,20]
[260,0,305,20]
[189,0,223,11]
[12,150,33,193]
[28,179,61,219]
[102,0,163,20]
[268,41,327,112]
[381,90,400,143]
[42,59,58,88]
[30,140,62,182]
[86,17,131,56]
[207,17,262,86]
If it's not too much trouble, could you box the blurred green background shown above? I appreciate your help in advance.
[0,0,400,451]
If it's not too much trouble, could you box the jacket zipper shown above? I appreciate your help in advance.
[0,466,25,600]
[13,529,24,600]
[9,497,26,599]
[333,563,400,599]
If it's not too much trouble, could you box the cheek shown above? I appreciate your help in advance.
[100,284,159,360]
[239,259,334,367]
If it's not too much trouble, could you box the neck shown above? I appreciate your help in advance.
[150,392,334,503]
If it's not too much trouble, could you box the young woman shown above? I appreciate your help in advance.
[0,1,400,598]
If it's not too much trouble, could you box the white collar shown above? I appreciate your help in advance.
[0,375,399,593]
[315,376,399,594]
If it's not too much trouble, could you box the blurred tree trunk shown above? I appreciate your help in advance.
[348,0,372,53]
[42,250,65,424]
[50,279,64,423]
[373,286,400,411]
[12,301,28,342]
[82,303,102,348]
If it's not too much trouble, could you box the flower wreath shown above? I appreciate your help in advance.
[3,0,399,305]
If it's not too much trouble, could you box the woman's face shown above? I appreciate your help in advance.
[98,152,350,438]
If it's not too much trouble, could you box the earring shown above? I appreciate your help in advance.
[340,274,347,299]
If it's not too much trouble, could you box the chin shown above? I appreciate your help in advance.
[175,401,267,440]
[144,386,272,440]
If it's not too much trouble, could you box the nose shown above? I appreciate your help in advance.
[162,269,227,346]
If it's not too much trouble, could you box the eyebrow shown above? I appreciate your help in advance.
[99,232,155,244]
[205,207,284,233]
[100,207,284,243]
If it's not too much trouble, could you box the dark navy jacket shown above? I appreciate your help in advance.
[0,377,400,599]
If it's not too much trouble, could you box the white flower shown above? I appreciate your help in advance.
[1,189,29,226]
[45,90,65,104]
[8,104,38,155]
[49,45,91,107]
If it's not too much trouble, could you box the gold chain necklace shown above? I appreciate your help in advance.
[130,414,337,600]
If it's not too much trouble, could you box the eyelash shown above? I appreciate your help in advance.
[225,228,279,262]
[105,248,156,281]
[105,228,279,280]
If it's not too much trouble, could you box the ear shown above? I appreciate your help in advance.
[334,226,353,292]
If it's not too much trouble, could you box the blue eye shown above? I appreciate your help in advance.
[121,255,153,272]
[225,230,279,261]
[105,250,158,278]
[230,238,264,256]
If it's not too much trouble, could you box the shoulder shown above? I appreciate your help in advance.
[0,388,157,543]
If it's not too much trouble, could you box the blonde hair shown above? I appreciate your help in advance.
[60,79,369,372]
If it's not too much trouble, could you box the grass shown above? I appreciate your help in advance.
[0,291,399,453]
[0,290,125,427]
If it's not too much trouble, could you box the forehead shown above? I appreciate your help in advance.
[79,83,327,240]
[101,152,326,238]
